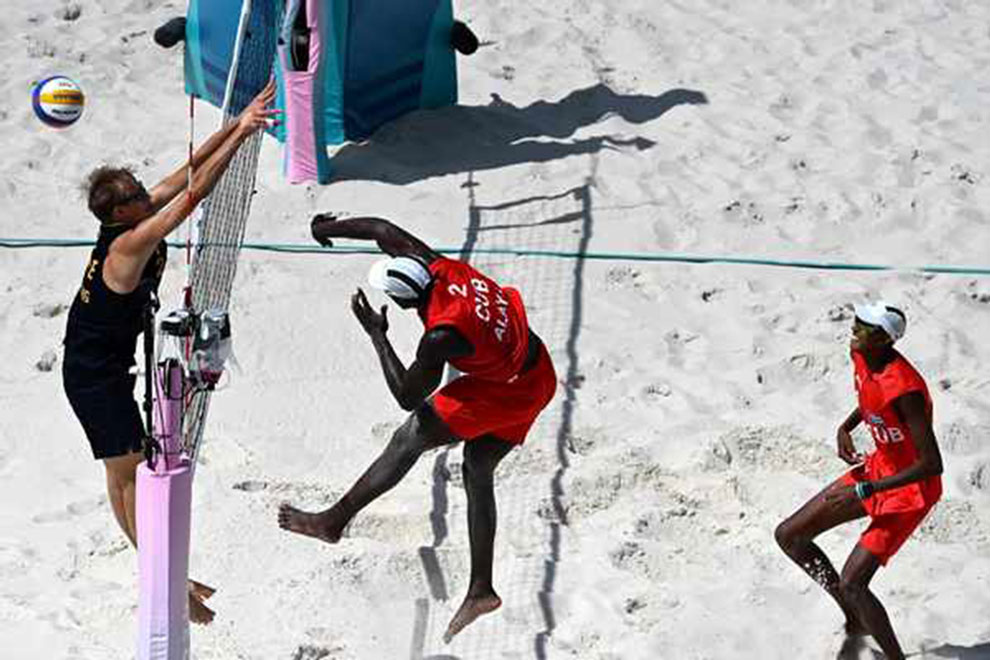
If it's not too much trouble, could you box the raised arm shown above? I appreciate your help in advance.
[147,80,277,212]
[311,215,439,263]
[146,121,239,213]
[119,123,249,252]
[104,87,276,293]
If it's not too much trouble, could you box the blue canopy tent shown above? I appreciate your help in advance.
[180,0,462,183]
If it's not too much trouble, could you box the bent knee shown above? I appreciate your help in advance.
[774,518,811,551]
[774,520,795,549]
[391,408,449,456]
[389,422,424,457]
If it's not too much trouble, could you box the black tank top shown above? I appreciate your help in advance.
[63,224,167,383]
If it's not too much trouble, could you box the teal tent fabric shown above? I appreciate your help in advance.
[183,0,280,115]
[183,0,459,183]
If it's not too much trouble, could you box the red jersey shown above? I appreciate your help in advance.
[853,350,941,514]
[420,258,530,383]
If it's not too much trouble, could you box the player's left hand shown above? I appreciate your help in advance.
[237,78,280,134]
[351,288,388,336]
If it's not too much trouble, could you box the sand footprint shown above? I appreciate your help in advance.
[232,479,269,493]
[291,644,345,660]
[31,495,105,524]
[0,539,39,579]
[918,499,990,549]
[968,462,990,493]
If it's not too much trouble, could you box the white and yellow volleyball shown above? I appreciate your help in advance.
[32,75,85,128]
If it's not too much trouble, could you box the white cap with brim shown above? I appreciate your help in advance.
[854,301,907,341]
[368,256,432,300]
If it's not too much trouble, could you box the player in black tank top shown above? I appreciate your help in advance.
[60,80,278,626]
[63,224,166,389]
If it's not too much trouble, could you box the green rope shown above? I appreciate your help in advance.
[1,237,988,276]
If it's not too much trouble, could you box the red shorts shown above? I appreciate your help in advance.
[841,471,933,565]
[431,344,557,444]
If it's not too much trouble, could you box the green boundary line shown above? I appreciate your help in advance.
[1,237,988,276]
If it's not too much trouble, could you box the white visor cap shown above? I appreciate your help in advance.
[368,256,432,300]
[854,301,906,341]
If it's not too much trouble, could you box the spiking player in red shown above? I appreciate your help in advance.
[279,215,557,643]
[775,302,943,659]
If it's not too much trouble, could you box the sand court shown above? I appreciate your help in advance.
[2,0,989,658]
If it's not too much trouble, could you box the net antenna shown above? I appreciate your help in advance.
[137,3,276,658]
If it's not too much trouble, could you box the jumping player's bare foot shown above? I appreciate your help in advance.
[443,592,502,644]
[278,503,344,544]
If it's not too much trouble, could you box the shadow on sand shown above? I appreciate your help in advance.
[329,84,708,184]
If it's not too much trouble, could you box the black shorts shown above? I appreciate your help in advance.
[63,366,145,460]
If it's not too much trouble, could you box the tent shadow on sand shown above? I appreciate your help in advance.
[328,84,708,184]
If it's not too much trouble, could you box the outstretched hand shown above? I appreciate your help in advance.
[351,288,388,336]
[237,79,280,134]
[311,213,338,247]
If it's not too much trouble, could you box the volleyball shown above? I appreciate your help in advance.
[31,75,85,128]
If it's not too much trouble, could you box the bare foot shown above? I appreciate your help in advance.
[443,592,502,644]
[188,579,215,601]
[187,578,216,625]
[278,503,343,544]
[188,592,215,625]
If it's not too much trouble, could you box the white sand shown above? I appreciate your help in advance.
[2,0,989,658]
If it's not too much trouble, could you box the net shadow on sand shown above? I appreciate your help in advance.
[410,177,593,659]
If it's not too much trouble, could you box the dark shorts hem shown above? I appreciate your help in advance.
[64,377,146,461]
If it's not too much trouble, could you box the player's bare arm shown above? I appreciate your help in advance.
[147,80,278,211]
[104,81,277,294]
[351,288,472,410]
[868,392,943,493]
[311,215,439,263]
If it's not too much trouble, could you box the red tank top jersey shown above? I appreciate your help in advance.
[420,258,530,382]
[853,350,942,514]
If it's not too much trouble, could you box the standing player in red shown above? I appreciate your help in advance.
[279,215,557,643]
[775,303,943,659]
